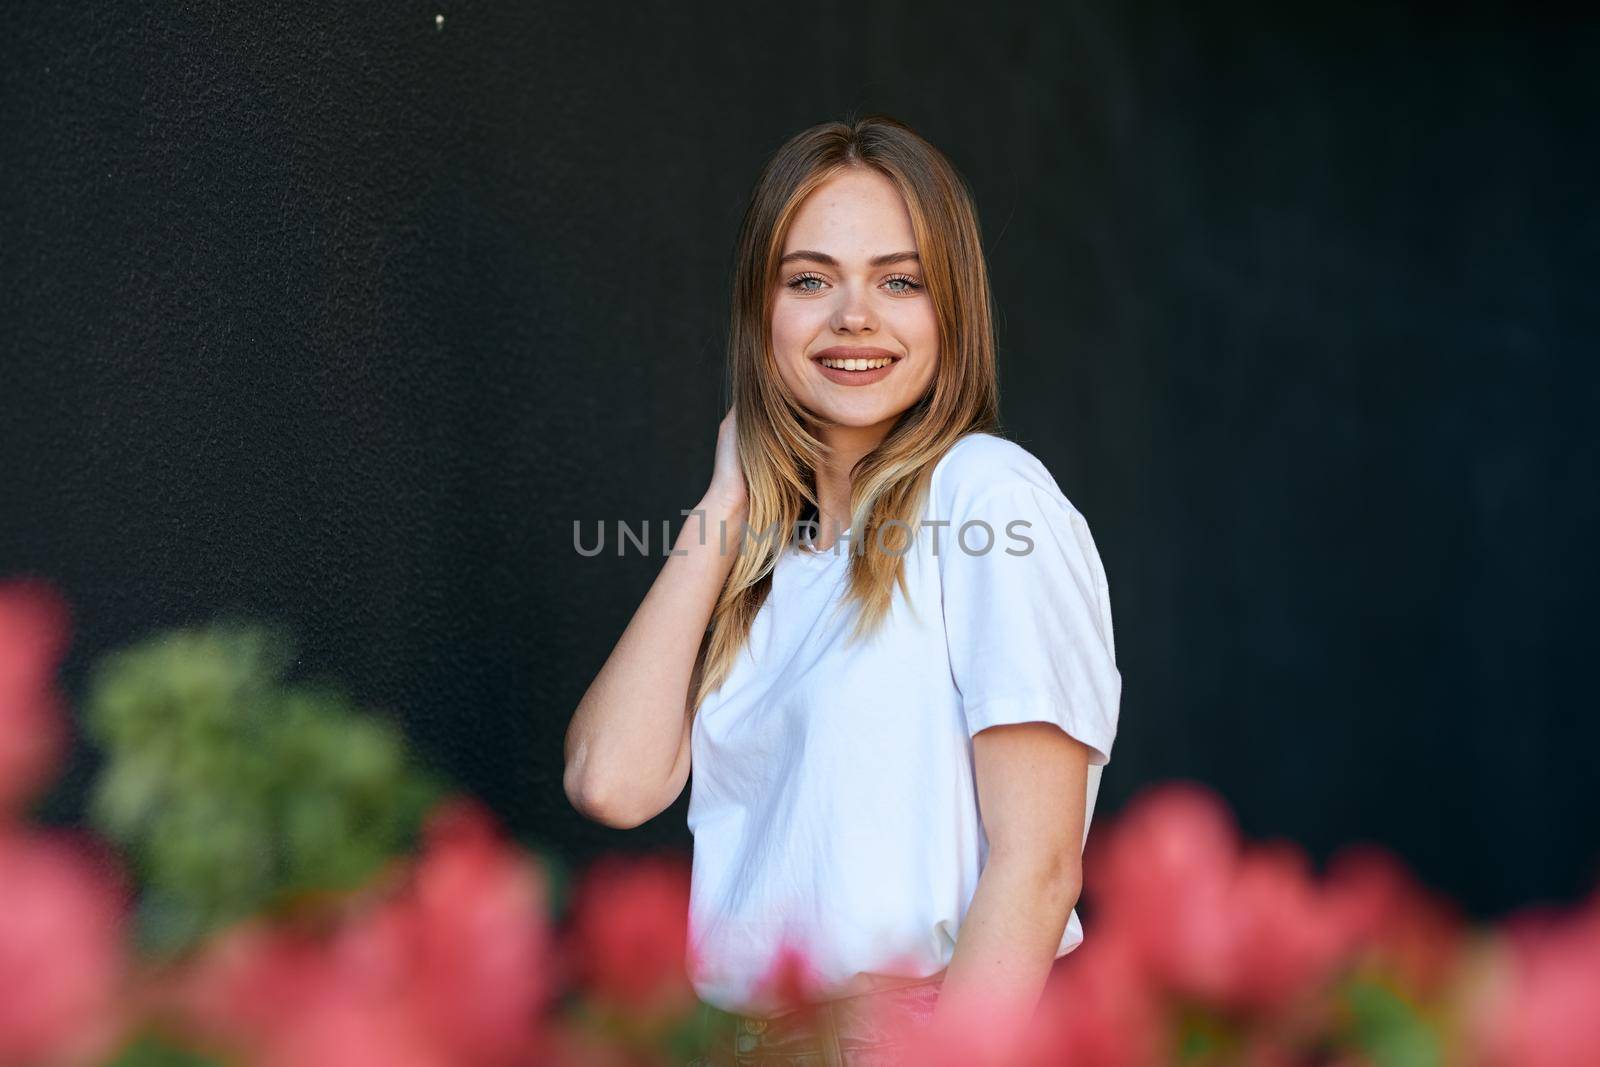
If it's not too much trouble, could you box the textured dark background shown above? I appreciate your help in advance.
[2,4,1595,919]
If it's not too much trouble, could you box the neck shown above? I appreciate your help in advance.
[812,418,894,539]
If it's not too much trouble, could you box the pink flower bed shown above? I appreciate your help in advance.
[2,575,1597,1067]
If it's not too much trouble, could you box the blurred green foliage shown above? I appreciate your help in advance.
[1338,975,1443,1067]
[101,1031,226,1067]
[83,617,447,955]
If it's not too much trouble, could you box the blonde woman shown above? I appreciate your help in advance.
[564,115,1122,1066]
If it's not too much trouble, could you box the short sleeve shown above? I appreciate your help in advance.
[938,480,1121,766]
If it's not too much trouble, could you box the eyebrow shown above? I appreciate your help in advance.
[778,249,921,268]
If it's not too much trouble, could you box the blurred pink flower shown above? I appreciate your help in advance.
[169,797,553,1067]
[0,578,71,816]
[561,849,695,1015]
[1469,885,1600,1067]
[1084,782,1355,1017]
[880,932,1162,1067]
[256,990,448,1067]
[1216,841,1355,1015]
[1019,932,1165,1067]
[1084,780,1244,1002]
[165,921,336,1054]
[1323,843,1466,998]
[0,826,130,1067]
[890,992,1014,1067]
[392,797,553,1062]
[747,938,830,1019]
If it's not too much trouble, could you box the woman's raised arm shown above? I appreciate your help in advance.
[562,407,746,828]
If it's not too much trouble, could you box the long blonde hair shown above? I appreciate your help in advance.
[690,114,1001,716]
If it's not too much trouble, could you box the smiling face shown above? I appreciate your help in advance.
[770,167,940,434]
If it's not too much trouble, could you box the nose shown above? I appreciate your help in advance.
[830,284,878,334]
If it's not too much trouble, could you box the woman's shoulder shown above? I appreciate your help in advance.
[929,431,1074,515]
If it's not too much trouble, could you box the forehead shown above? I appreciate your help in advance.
[782,168,917,255]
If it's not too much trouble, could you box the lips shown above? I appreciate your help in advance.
[810,347,902,387]
[811,346,901,368]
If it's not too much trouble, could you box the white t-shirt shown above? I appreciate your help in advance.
[684,431,1122,1018]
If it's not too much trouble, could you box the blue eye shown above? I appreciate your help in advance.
[783,273,923,294]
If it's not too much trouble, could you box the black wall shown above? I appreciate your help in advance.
[3,4,1595,918]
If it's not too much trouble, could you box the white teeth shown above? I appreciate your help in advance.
[819,357,893,370]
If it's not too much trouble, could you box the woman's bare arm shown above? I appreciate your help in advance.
[927,722,1090,1052]
[563,408,747,829]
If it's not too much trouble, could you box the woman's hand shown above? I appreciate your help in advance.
[704,405,747,517]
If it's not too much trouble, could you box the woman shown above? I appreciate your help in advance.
[564,115,1122,1065]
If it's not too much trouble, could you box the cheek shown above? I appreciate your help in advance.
[900,306,940,391]
[770,301,817,356]
[895,304,940,358]
[769,303,815,394]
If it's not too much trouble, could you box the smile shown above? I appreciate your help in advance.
[818,356,894,370]
[811,348,902,386]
